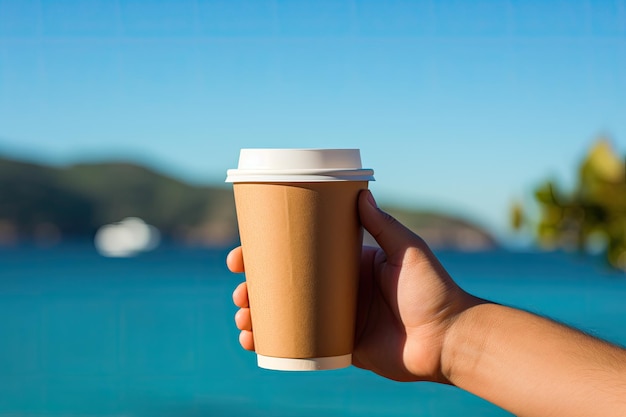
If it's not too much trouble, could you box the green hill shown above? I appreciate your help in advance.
[0,156,236,246]
[0,156,497,250]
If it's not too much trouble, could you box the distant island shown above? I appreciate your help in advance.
[0,155,497,251]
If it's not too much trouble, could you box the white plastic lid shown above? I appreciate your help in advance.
[225,149,375,183]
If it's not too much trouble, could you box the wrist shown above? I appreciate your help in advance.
[439,295,494,386]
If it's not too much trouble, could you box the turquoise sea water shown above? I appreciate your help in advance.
[0,244,625,417]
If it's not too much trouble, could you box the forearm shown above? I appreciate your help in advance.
[442,302,626,417]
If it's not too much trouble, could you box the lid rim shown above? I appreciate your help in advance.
[226,148,374,183]
[226,168,374,174]
[225,174,375,183]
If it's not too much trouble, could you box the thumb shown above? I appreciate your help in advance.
[358,190,427,259]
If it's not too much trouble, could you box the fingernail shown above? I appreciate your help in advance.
[366,190,377,208]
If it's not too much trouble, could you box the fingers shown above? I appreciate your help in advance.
[232,281,255,351]
[226,246,245,273]
[228,247,254,351]
[236,308,254,351]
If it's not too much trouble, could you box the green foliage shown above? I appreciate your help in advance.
[524,139,626,270]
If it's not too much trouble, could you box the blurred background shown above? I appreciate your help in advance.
[1,1,626,416]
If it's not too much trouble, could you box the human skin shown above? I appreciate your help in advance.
[228,190,626,417]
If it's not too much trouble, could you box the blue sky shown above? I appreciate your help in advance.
[1,0,625,242]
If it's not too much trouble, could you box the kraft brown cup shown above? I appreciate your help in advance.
[226,149,374,371]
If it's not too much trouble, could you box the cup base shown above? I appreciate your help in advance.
[256,354,352,371]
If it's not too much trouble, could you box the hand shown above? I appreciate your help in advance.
[229,190,626,417]
[227,190,481,383]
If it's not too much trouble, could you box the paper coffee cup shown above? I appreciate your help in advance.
[226,149,374,371]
